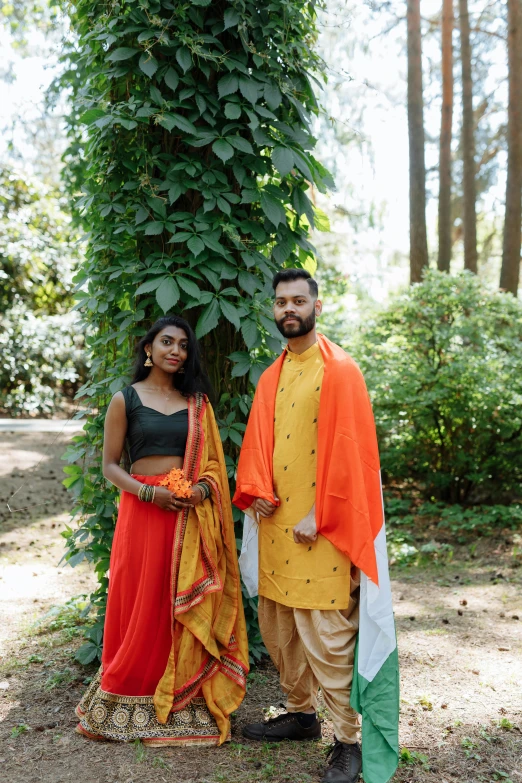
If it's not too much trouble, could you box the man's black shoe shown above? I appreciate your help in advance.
[242,712,322,742]
[322,739,362,783]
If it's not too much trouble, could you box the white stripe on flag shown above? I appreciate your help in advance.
[358,522,397,682]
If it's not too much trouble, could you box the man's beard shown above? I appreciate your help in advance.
[275,310,316,338]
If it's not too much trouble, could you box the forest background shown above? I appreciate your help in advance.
[0,3,521,782]
[1,0,522,676]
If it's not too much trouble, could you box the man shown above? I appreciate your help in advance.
[234,269,399,783]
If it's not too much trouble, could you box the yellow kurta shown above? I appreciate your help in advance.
[258,342,351,610]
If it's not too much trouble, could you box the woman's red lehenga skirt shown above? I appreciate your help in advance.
[75,475,223,746]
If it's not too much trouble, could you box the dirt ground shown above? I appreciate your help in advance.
[0,432,521,783]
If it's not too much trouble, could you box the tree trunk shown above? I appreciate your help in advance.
[500,0,522,295]
[438,0,454,272]
[458,0,478,273]
[407,0,429,284]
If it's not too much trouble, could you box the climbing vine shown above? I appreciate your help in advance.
[61,0,332,662]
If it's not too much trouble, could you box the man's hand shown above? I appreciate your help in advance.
[252,497,278,518]
[293,506,317,544]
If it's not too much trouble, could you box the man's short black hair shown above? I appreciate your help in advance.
[272,268,319,299]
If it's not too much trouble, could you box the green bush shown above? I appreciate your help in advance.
[0,304,87,416]
[353,270,522,503]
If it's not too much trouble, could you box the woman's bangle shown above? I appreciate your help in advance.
[138,483,155,503]
[194,481,210,501]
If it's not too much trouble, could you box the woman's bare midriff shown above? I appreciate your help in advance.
[131,455,184,476]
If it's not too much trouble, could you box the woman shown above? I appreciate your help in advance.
[76,315,249,746]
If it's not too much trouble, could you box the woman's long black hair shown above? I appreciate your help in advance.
[131,315,213,399]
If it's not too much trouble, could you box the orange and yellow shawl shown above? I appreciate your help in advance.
[154,396,250,740]
[233,334,383,585]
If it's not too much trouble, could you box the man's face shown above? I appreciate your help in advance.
[273,279,322,338]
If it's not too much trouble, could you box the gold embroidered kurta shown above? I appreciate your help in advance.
[258,342,351,610]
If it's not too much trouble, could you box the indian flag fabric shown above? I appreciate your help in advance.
[351,496,399,783]
[233,335,400,782]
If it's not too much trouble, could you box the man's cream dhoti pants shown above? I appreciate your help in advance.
[258,581,360,744]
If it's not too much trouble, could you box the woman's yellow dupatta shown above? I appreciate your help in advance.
[153,394,249,743]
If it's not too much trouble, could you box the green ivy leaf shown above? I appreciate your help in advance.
[66,549,86,565]
[168,184,184,204]
[187,235,205,256]
[220,299,241,329]
[223,8,240,29]
[228,136,254,155]
[230,352,252,377]
[241,318,259,349]
[264,83,282,110]
[169,114,197,135]
[218,73,239,99]
[79,109,106,125]
[216,196,231,214]
[135,278,163,295]
[212,139,234,162]
[272,146,294,177]
[176,47,192,73]
[139,53,158,77]
[238,269,260,296]
[157,114,178,132]
[228,428,243,447]
[118,118,137,130]
[75,641,100,665]
[156,277,180,313]
[225,102,242,120]
[195,94,206,115]
[150,85,164,105]
[260,193,286,227]
[177,277,201,299]
[107,47,138,62]
[144,221,165,235]
[291,188,314,224]
[196,298,220,338]
[164,67,179,91]
[239,76,259,104]
[254,104,277,120]
[292,150,314,182]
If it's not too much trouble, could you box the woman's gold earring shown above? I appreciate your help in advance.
[144,351,153,367]
[178,366,185,374]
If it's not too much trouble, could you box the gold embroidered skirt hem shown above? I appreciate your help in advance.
[75,671,226,746]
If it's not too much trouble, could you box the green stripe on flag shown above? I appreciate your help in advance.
[351,640,400,783]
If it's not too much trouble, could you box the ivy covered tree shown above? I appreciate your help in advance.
[62,0,332,661]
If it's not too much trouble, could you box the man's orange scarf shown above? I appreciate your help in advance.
[233,334,383,585]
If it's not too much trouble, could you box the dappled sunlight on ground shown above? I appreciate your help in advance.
[0,434,520,782]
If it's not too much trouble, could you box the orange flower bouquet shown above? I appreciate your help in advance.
[159,468,193,498]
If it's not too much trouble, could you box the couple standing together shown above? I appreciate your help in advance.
[76,268,398,783]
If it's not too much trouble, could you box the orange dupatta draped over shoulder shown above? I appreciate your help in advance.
[233,334,383,585]
[153,395,249,739]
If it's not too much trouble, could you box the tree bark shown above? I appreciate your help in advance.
[458,0,478,273]
[407,0,429,284]
[500,0,522,295]
[438,0,454,272]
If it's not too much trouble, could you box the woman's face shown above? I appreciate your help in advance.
[147,327,189,374]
